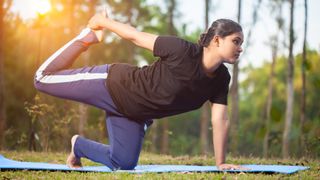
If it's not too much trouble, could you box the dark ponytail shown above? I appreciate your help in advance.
[198,19,242,47]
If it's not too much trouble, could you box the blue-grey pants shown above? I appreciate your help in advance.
[34,28,151,170]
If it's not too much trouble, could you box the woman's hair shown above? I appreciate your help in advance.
[198,19,242,47]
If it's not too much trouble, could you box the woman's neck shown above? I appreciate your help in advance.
[202,47,223,76]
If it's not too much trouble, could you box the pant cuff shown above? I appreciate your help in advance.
[73,136,84,158]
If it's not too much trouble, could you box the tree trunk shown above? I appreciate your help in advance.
[150,121,158,152]
[0,0,6,150]
[199,0,211,155]
[78,103,88,136]
[263,1,283,158]
[263,37,278,158]
[0,0,12,150]
[125,0,135,64]
[230,0,241,154]
[29,1,44,151]
[242,0,262,50]
[160,119,169,154]
[28,119,37,151]
[73,1,89,135]
[167,0,177,35]
[299,0,308,156]
[73,0,97,136]
[205,0,210,28]
[159,0,177,155]
[282,0,295,159]
[200,102,210,155]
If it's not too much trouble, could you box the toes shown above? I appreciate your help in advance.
[66,152,82,168]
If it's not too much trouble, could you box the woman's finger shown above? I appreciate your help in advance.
[238,165,251,171]
[218,164,250,171]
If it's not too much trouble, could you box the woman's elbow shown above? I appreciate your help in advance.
[212,118,230,129]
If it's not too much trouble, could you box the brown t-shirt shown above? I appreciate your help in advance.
[107,36,230,122]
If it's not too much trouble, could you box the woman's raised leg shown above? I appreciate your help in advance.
[33,28,117,110]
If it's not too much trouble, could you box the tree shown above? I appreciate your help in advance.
[106,0,143,64]
[282,0,295,158]
[299,0,308,155]
[242,0,262,50]
[240,49,320,157]
[199,0,211,155]
[160,0,178,154]
[160,118,169,154]
[123,0,135,64]
[263,0,284,158]
[0,0,12,150]
[0,0,5,150]
[229,0,242,154]
[77,0,98,136]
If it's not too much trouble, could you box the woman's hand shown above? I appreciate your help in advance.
[217,164,250,171]
[87,10,108,30]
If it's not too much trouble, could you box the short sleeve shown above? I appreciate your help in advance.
[153,36,189,59]
[209,68,231,105]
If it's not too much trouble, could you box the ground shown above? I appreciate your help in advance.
[0,151,318,179]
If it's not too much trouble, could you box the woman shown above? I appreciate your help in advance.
[34,10,244,170]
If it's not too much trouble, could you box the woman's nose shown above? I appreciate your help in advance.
[238,46,243,53]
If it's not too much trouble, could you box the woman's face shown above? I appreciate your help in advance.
[217,32,244,64]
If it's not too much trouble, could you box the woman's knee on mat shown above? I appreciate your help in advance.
[110,152,138,170]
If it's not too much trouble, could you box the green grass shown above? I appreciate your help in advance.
[0,151,318,179]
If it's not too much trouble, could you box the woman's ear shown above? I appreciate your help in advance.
[212,35,220,47]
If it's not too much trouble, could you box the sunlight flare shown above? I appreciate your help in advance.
[33,0,51,15]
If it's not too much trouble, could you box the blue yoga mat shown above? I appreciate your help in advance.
[0,154,308,174]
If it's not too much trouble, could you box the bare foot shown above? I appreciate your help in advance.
[66,135,82,168]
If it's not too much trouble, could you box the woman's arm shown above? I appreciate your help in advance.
[87,12,158,52]
[211,103,244,170]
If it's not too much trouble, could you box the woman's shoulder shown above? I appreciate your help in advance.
[156,35,193,46]
[154,35,197,58]
[217,64,231,80]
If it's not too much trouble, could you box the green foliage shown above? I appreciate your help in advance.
[24,94,78,152]
[1,0,319,160]
[239,50,320,158]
